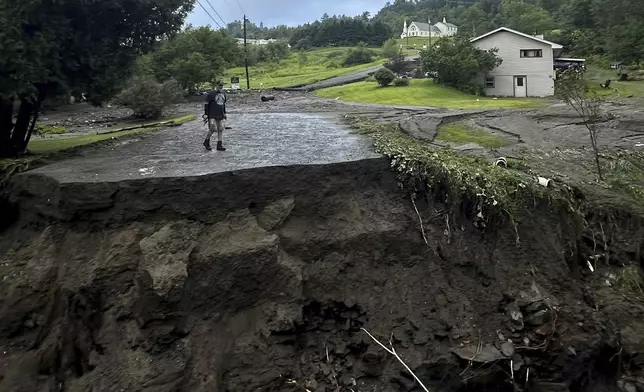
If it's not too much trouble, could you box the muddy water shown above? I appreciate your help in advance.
[29,112,379,183]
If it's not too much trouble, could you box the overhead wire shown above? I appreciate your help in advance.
[196,0,222,28]
[203,0,227,27]
[235,0,245,16]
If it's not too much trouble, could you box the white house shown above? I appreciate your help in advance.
[470,27,563,97]
[400,18,458,39]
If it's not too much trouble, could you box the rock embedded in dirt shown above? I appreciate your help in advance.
[526,309,552,326]
[500,341,515,357]
[453,344,504,363]
[256,196,295,231]
[507,302,525,330]
[139,221,201,297]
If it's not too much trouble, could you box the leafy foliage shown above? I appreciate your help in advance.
[374,68,396,87]
[289,16,391,48]
[146,26,239,91]
[342,44,376,67]
[0,0,194,157]
[421,37,502,94]
[348,116,549,244]
[115,76,183,119]
[382,38,401,59]
[246,41,291,66]
[393,77,410,86]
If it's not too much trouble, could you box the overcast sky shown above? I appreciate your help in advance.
[186,0,390,28]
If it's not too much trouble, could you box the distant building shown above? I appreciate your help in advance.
[235,38,279,46]
[471,27,563,97]
[400,17,458,39]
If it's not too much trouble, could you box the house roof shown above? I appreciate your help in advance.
[410,22,430,31]
[470,27,563,49]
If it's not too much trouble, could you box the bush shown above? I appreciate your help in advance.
[116,76,183,119]
[343,45,375,67]
[381,38,400,59]
[393,77,410,86]
[374,68,396,86]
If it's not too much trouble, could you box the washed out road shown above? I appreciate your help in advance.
[30,112,380,183]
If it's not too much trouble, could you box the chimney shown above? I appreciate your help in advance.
[533,34,544,39]
[443,16,446,23]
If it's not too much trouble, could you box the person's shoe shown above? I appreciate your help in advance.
[216,141,226,151]
[203,139,212,151]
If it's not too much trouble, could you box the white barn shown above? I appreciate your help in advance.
[471,27,563,97]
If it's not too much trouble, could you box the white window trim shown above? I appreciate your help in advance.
[484,76,495,88]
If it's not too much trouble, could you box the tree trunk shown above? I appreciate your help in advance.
[4,86,47,157]
[9,99,34,154]
[0,98,14,158]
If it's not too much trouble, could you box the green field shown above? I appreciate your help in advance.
[585,65,644,99]
[315,78,543,109]
[28,114,195,155]
[225,47,387,88]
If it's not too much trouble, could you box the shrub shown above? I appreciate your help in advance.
[381,38,400,59]
[116,76,183,119]
[374,68,396,86]
[393,77,410,86]
[343,45,375,67]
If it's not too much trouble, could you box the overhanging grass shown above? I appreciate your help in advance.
[348,117,549,241]
[436,122,510,148]
[316,79,543,109]
[225,46,386,88]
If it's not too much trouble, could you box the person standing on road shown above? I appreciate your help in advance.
[203,81,227,151]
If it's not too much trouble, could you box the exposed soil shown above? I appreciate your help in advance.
[1,92,644,392]
[1,154,644,392]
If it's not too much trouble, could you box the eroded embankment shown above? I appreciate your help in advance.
[0,158,643,392]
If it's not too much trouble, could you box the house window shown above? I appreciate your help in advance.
[484,76,495,88]
[521,49,543,58]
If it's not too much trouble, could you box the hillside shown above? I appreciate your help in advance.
[225,47,387,89]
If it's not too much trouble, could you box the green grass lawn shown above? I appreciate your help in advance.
[436,122,510,148]
[585,65,644,99]
[224,47,387,88]
[28,114,196,155]
[315,79,543,109]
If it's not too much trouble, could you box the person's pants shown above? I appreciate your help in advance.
[206,119,224,142]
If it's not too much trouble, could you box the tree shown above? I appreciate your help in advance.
[374,68,396,86]
[555,69,604,180]
[0,0,194,157]
[501,0,555,34]
[421,37,502,94]
[343,44,376,67]
[150,26,240,91]
[115,76,182,119]
[382,38,401,59]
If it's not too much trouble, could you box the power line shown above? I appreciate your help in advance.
[196,0,222,28]
[235,0,245,15]
[203,0,227,27]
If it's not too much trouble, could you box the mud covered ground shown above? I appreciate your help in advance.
[1,91,644,392]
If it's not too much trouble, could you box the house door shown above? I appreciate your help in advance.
[514,76,527,97]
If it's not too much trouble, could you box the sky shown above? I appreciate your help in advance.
[186,0,391,28]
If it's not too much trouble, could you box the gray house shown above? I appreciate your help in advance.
[471,27,563,97]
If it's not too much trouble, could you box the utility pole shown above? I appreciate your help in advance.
[243,14,250,89]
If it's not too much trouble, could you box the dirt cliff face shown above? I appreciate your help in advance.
[0,158,643,392]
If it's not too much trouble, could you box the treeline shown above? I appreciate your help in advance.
[226,14,392,49]
[373,0,644,63]
[289,16,392,49]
